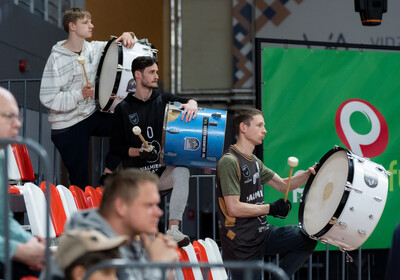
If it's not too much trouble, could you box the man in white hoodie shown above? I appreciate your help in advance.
[40,8,135,189]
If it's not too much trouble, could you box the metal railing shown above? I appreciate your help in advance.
[1,137,52,280]
[82,259,290,280]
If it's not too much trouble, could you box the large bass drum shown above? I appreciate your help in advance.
[95,38,156,113]
[160,103,227,169]
[299,146,389,251]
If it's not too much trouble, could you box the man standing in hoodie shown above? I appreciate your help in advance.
[109,56,198,247]
[40,8,135,189]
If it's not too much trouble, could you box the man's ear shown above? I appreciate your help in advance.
[134,70,141,81]
[68,22,76,32]
[239,122,247,134]
[71,265,86,280]
[114,197,127,217]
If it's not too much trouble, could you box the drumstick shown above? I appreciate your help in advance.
[78,56,93,99]
[284,156,299,202]
[132,126,150,149]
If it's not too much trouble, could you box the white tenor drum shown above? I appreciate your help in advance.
[298,146,390,251]
[95,38,156,113]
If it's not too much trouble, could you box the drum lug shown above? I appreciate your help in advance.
[166,129,180,134]
[358,229,367,235]
[338,221,348,228]
[345,182,363,194]
[373,196,383,202]
[206,157,217,162]
[166,152,177,157]
[376,165,391,176]
[211,113,222,118]
[329,217,338,225]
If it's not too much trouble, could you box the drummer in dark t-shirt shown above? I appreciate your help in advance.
[110,56,198,247]
[216,108,317,279]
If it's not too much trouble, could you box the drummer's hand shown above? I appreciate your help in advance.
[269,198,291,219]
[115,32,135,49]
[82,83,94,99]
[307,164,317,176]
[179,99,198,123]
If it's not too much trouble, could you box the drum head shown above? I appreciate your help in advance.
[301,149,349,236]
[96,41,120,110]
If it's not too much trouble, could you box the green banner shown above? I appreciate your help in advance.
[261,47,400,250]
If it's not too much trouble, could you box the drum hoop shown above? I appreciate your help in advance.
[298,146,354,237]
[95,38,123,112]
[160,102,172,165]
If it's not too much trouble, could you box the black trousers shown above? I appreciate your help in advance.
[51,111,120,189]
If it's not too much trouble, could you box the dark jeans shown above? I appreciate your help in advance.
[51,111,120,189]
[385,224,400,280]
[0,260,40,279]
[230,225,317,280]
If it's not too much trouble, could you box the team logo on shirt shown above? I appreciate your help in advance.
[241,165,250,177]
[129,113,139,125]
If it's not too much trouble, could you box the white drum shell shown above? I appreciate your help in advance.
[301,149,388,251]
[96,40,154,113]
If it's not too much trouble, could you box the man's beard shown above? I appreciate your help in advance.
[142,80,158,89]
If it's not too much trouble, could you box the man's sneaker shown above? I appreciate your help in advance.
[166,225,190,247]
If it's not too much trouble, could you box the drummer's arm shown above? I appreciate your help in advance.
[267,166,315,193]
[224,195,269,218]
[114,32,135,48]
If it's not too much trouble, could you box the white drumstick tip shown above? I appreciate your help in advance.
[78,56,86,65]
[288,156,299,167]
[132,126,141,135]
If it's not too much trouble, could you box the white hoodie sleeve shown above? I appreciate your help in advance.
[40,53,85,112]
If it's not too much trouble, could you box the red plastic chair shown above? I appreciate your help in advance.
[40,182,67,236]
[8,185,21,194]
[11,144,35,182]
[177,248,195,280]
[96,186,103,197]
[69,185,89,210]
[193,240,212,279]
[85,186,102,208]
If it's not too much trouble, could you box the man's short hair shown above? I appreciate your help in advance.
[62,8,91,33]
[131,56,157,79]
[233,108,263,135]
[99,168,159,215]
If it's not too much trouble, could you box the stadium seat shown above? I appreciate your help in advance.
[8,184,20,194]
[56,185,78,220]
[193,240,213,279]
[85,186,102,208]
[20,182,56,238]
[205,238,227,280]
[40,182,67,236]
[7,145,21,183]
[96,186,103,197]
[180,243,204,280]
[69,185,89,210]
[11,144,35,182]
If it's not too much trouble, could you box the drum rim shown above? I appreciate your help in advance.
[160,102,173,165]
[298,146,354,238]
[95,37,123,112]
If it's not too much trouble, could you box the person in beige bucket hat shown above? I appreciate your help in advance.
[55,229,129,280]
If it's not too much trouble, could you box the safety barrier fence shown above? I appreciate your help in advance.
[1,137,52,280]
[82,259,289,280]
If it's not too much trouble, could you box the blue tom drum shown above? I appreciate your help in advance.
[161,103,227,169]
